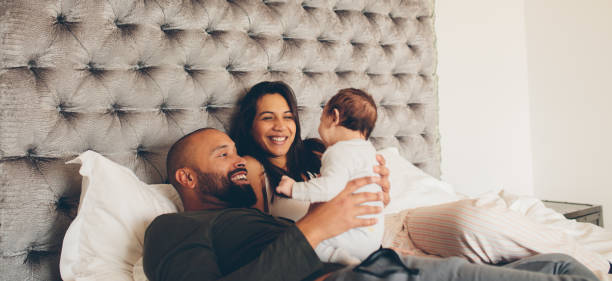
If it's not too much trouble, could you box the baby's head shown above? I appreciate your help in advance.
[318,88,377,146]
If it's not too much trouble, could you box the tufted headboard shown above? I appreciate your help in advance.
[0,0,439,280]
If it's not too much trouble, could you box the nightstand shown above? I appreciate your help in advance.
[542,200,604,227]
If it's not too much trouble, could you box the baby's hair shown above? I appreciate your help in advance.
[324,88,377,139]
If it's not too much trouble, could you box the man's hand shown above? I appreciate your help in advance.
[375,154,391,206]
[296,176,383,249]
[276,175,295,197]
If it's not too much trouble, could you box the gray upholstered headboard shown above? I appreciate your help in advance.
[0,0,438,280]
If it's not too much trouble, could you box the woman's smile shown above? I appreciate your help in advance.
[269,136,289,144]
[251,93,297,158]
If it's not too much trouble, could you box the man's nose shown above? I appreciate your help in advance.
[235,157,246,168]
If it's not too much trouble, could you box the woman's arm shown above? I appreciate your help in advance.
[244,155,267,213]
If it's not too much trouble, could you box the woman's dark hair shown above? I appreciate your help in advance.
[230,81,323,200]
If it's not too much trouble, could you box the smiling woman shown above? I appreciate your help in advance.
[251,94,297,164]
[230,81,324,216]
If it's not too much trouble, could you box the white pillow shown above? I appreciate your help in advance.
[377,147,464,214]
[60,150,183,281]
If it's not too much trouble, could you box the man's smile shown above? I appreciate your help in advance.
[228,168,248,184]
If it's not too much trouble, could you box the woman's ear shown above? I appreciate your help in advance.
[331,108,341,125]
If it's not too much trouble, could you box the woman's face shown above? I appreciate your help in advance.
[251,93,296,159]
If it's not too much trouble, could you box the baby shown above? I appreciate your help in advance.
[276,88,384,265]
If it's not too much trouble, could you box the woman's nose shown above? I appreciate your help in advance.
[272,118,286,130]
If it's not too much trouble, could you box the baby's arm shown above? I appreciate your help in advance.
[291,149,351,202]
[276,175,295,197]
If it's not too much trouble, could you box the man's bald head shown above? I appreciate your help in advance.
[166,128,255,210]
[166,128,216,190]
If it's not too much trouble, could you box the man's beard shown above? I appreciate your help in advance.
[196,168,257,208]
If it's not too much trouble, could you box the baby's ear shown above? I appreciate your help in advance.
[332,108,341,124]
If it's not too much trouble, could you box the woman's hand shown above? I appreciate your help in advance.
[375,154,391,206]
[296,176,383,248]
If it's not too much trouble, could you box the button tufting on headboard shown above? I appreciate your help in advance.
[108,103,126,117]
[27,59,37,69]
[55,13,67,24]
[183,64,194,74]
[55,196,79,220]
[0,0,439,279]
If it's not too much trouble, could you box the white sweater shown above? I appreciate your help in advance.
[292,138,380,202]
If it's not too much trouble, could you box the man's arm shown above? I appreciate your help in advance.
[375,154,391,206]
[158,226,323,281]
[296,176,384,248]
[148,177,383,281]
[224,177,383,280]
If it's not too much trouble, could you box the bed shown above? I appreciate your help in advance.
[2,1,610,281]
[1,0,438,279]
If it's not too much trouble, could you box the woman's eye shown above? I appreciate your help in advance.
[261,116,272,120]
[284,115,293,120]
[219,153,227,157]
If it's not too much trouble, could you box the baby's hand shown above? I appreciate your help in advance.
[276,175,295,197]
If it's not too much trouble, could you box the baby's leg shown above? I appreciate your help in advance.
[316,221,384,264]
[315,240,361,265]
[315,182,385,265]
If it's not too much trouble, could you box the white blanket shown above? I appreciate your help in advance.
[378,147,612,280]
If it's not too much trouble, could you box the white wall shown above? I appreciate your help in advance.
[525,0,612,228]
[435,0,534,196]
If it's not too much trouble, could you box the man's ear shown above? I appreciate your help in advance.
[331,108,341,125]
[176,168,197,190]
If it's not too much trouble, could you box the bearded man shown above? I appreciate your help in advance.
[143,128,599,281]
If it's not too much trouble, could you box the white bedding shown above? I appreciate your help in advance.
[378,147,612,280]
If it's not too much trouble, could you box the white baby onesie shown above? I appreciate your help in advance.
[292,139,384,264]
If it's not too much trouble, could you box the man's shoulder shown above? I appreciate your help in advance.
[211,208,275,226]
[145,209,267,250]
[147,211,214,237]
[152,210,216,222]
[143,210,253,281]
[151,209,262,227]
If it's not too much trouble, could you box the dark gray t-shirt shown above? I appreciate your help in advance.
[143,208,337,281]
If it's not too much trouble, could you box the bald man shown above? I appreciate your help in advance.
[143,128,599,281]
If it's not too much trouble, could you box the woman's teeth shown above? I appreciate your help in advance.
[270,137,287,143]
